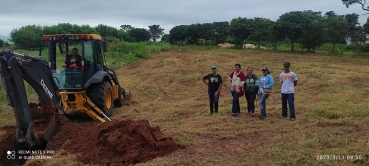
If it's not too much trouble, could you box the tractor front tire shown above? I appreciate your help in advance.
[87,81,113,117]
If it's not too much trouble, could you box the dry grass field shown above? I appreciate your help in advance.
[2,49,369,165]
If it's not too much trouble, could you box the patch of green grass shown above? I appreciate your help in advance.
[310,80,329,88]
[330,87,339,93]
[191,55,201,63]
[351,107,369,117]
[312,107,340,119]
[351,81,361,88]
[179,72,198,82]
[172,119,183,125]
[175,136,194,147]
[365,117,369,123]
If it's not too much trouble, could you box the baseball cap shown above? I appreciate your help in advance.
[262,67,268,71]
[211,65,217,69]
[283,62,290,67]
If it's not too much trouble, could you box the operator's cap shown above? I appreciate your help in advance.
[283,62,290,67]
[262,67,268,71]
[211,65,217,69]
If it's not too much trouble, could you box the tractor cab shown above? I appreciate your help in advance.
[41,34,108,90]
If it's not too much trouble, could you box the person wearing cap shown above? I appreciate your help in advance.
[258,67,274,119]
[202,65,223,115]
[279,62,298,121]
[229,64,246,116]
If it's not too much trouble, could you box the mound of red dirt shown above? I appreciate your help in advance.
[46,116,185,165]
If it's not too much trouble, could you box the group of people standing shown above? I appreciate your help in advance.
[202,62,298,121]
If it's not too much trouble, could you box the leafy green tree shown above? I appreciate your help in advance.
[247,17,274,47]
[299,11,325,52]
[161,34,169,42]
[344,13,360,40]
[349,26,366,54]
[169,25,188,44]
[274,11,306,51]
[4,42,10,47]
[78,25,97,34]
[270,24,285,50]
[198,23,212,44]
[363,16,369,34]
[148,25,164,42]
[185,24,202,44]
[0,39,3,47]
[342,0,369,11]
[10,25,43,49]
[120,25,133,31]
[210,21,229,45]
[117,30,134,42]
[128,28,150,42]
[324,14,349,51]
[228,17,252,46]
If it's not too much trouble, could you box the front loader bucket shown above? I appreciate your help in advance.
[123,91,133,105]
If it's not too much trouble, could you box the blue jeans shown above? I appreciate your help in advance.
[281,93,295,118]
[232,91,240,114]
[208,90,220,113]
[259,92,270,116]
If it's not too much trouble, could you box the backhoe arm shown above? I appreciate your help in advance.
[0,49,62,147]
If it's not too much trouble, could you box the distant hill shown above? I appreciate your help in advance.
[0,35,10,42]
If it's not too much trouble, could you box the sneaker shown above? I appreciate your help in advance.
[290,118,296,121]
[251,113,255,117]
[258,115,265,119]
[246,112,250,115]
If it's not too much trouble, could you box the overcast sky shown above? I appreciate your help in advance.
[0,0,366,36]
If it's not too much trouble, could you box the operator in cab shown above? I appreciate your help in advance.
[62,48,82,87]
[63,48,82,72]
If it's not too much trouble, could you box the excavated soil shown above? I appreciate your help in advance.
[29,102,55,132]
[1,102,185,165]
[46,118,185,165]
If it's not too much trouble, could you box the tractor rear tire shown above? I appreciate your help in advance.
[87,81,113,117]
[113,87,125,107]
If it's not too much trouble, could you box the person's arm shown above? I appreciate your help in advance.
[240,72,246,88]
[270,75,274,87]
[64,55,69,67]
[279,73,283,83]
[214,76,223,96]
[201,75,208,85]
[257,77,261,95]
[293,73,298,87]
[254,75,259,90]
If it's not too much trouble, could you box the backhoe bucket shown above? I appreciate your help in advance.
[27,102,57,147]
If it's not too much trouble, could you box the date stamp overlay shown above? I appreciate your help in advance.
[316,154,366,161]
[6,150,55,160]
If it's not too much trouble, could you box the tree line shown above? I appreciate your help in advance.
[167,10,368,53]
[7,23,165,49]
[5,1,369,54]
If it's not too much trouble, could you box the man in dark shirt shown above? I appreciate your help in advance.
[62,48,82,87]
[64,48,82,71]
[202,65,223,114]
